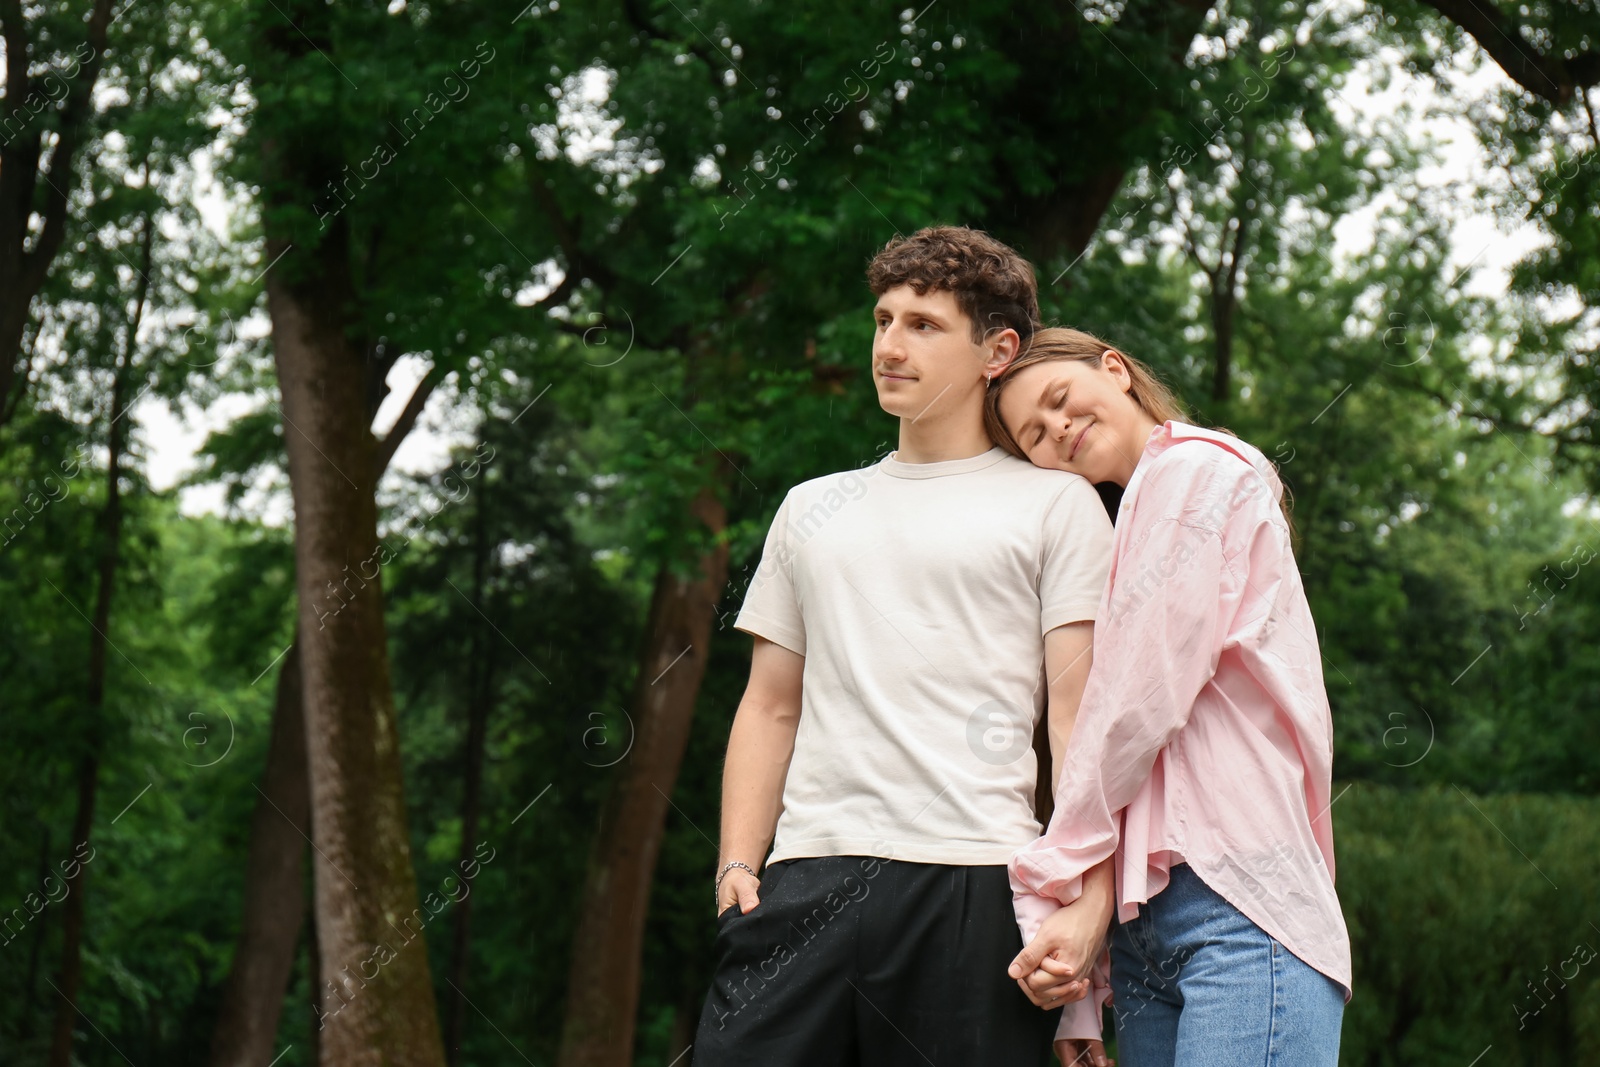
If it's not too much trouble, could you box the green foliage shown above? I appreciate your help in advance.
[1336,782,1600,1065]
[3,0,1600,1063]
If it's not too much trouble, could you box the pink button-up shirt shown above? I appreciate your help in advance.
[1011,420,1353,1042]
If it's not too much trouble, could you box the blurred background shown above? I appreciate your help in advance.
[1,0,1597,1064]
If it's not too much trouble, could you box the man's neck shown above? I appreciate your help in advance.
[893,408,993,465]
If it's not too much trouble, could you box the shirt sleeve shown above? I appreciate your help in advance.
[1010,454,1254,921]
[1038,475,1115,634]
[733,491,806,656]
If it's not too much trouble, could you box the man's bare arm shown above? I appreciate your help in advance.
[1044,621,1095,793]
[1014,621,1114,1010]
[715,635,805,914]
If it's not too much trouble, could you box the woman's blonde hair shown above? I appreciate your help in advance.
[983,327,1187,459]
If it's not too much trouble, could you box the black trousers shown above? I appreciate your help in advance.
[693,856,1061,1066]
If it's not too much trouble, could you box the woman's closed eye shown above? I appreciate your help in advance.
[1030,390,1068,448]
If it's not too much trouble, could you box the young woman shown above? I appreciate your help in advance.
[984,328,1352,1067]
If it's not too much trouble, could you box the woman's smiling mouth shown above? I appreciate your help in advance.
[1068,422,1092,461]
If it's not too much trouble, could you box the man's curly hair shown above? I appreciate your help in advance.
[866,225,1040,345]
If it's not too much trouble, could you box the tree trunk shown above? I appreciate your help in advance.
[557,482,731,1067]
[47,753,100,1067]
[306,895,322,1067]
[0,0,113,433]
[1209,127,1256,406]
[47,206,148,1067]
[16,825,49,1049]
[46,378,118,1065]
[16,822,51,1046]
[251,1,445,1057]
[1210,282,1235,404]
[444,477,496,1066]
[265,217,445,1065]
[207,640,309,1067]
[442,662,491,1066]
[206,352,434,1063]
[1007,0,1220,267]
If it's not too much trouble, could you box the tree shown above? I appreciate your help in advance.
[225,0,577,1058]
[48,204,152,1067]
[0,0,114,434]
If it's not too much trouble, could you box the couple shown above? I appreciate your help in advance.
[693,226,1352,1066]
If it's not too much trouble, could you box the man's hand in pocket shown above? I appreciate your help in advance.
[717,868,762,915]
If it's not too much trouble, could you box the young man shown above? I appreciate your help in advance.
[693,226,1114,1066]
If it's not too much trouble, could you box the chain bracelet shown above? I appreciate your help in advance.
[714,860,757,906]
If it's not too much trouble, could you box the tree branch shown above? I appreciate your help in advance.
[21,0,114,295]
[1003,0,1219,266]
[1168,177,1218,279]
[0,0,31,118]
[1409,0,1600,104]
[525,160,618,305]
[621,0,726,92]
[372,363,447,479]
[1220,133,1258,299]
[0,308,42,431]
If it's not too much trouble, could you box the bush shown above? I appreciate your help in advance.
[1334,782,1600,1065]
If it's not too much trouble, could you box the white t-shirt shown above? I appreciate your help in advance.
[735,446,1114,865]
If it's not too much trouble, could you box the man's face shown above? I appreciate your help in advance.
[871,285,989,422]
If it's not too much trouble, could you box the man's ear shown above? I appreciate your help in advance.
[985,328,1021,378]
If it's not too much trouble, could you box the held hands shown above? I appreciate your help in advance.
[1035,896,1117,1067]
[1007,895,1113,1008]
[715,866,761,916]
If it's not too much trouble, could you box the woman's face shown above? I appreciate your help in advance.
[996,356,1149,485]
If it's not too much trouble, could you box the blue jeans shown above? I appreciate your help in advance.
[1108,863,1343,1067]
